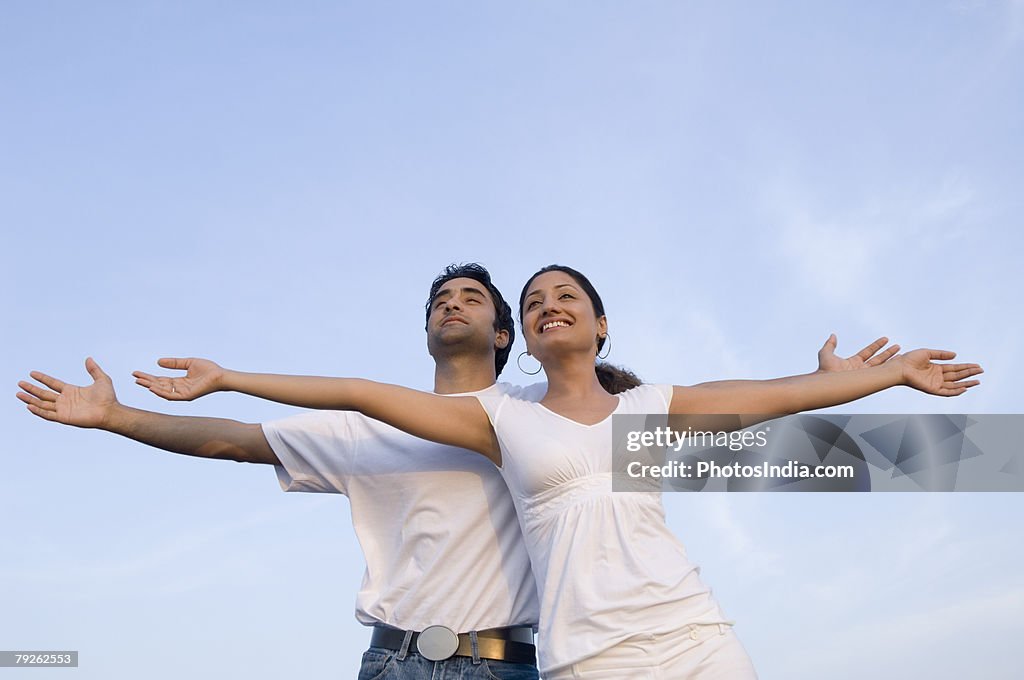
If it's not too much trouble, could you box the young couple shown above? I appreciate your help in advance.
[18,263,982,679]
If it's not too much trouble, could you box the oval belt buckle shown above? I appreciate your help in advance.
[416,625,460,661]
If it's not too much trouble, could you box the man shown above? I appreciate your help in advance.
[20,263,543,679]
[17,262,896,679]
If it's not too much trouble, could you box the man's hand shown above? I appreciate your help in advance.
[817,334,900,373]
[895,349,983,397]
[133,357,226,401]
[17,357,118,428]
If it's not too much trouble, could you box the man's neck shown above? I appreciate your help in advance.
[432,354,498,395]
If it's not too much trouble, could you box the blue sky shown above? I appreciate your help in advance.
[2,2,1022,678]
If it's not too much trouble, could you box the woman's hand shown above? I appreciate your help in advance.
[817,334,900,372]
[133,357,227,401]
[893,349,983,396]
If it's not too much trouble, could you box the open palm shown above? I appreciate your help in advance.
[897,349,983,396]
[133,357,225,401]
[817,334,900,373]
[17,358,117,428]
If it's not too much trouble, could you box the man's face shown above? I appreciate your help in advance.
[426,277,509,360]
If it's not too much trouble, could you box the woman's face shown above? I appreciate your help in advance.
[521,270,607,363]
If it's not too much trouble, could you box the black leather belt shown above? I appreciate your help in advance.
[370,625,536,665]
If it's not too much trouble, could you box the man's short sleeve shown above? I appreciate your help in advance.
[262,411,361,495]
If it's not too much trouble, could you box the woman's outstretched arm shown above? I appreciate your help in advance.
[134,357,501,463]
[692,334,900,392]
[671,349,982,415]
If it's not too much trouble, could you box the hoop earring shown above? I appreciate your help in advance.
[517,351,542,375]
[597,333,612,360]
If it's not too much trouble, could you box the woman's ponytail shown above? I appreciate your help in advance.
[595,362,642,394]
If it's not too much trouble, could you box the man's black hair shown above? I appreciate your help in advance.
[425,263,515,378]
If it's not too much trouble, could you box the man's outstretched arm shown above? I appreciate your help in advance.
[17,357,279,465]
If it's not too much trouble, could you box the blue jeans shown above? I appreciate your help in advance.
[357,646,539,680]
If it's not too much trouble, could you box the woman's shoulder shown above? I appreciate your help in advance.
[472,383,546,427]
[492,381,547,402]
[617,383,673,413]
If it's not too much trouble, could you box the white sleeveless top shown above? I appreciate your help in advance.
[476,383,730,674]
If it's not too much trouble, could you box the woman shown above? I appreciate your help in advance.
[136,265,983,677]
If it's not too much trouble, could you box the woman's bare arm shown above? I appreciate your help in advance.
[672,349,982,415]
[134,357,502,463]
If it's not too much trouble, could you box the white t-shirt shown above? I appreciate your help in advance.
[476,384,731,674]
[262,381,547,633]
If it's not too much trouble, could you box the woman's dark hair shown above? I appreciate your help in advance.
[594,361,643,395]
[518,264,642,394]
[425,263,515,377]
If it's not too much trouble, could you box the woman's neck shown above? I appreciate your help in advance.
[540,354,609,401]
